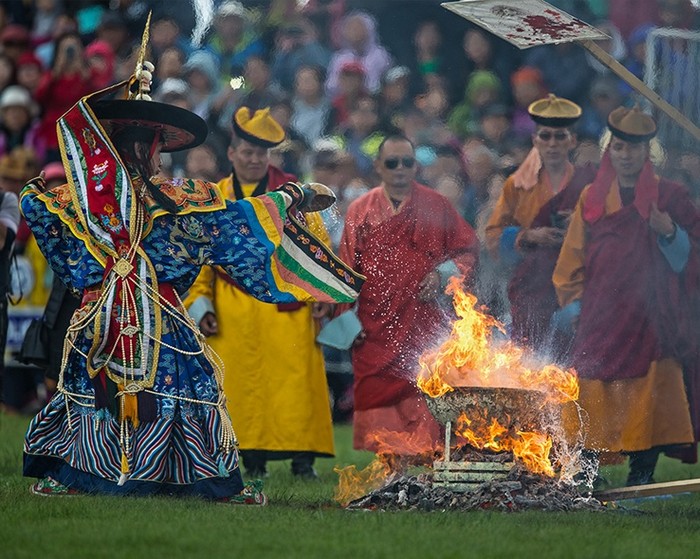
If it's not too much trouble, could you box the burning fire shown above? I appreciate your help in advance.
[334,428,438,506]
[417,278,579,477]
[417,278,578,403]
[454,411,555,477]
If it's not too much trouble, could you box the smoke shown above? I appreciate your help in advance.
[190,0,215,48]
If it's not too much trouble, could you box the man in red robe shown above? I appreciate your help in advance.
[339,135,478,455]
[554,106,700,485]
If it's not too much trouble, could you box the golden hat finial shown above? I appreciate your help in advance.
[128,11,154,100]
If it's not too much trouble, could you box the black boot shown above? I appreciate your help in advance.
[291,453,318,480]
[241,450,268,478]
[627,448,660,486]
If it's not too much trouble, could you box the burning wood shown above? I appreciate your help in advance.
[336,280,589,510]
[417,278,581,479]
[346,466,606,512]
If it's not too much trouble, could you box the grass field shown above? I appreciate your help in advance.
[3,412,700,559]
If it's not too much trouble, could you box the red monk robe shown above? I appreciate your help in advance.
[339,182,478,452]
[508,164,595,352]
[554,172,700,457]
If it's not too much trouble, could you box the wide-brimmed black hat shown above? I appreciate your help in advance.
[90,98,208,153]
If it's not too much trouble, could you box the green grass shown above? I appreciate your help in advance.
[3,412,700,559]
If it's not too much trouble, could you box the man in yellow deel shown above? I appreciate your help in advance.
[185,107,333,479]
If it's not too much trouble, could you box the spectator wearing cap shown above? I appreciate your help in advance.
[510,66,548,138]
[330,61,367,130]
[181,49,221,121]
[1,24,31,63]
[554,105,700,486]
[270,18,331,92]
[485,95,596,352]
[378,66,412,133]
[291,65,331,147]
[185,107,335,480]
[15,51,44,96]
[85,40,116,91]
[0,86,45,162]
[203,1,264,75]
[325,11,391,97]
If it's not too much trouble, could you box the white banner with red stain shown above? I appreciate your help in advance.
[442,0,608,48]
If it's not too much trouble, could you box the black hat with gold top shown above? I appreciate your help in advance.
[528,93,582,128]
[88,13,207,153]
[232,107,285,148]
[607,105,657,143]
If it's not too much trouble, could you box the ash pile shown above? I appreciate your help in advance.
[346,463,606,512]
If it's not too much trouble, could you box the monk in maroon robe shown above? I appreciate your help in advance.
[508,164,595,354]
[554,106,700,485]
[339,135,478,455]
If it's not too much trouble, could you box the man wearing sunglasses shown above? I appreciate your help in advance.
[339,135,479,459]
[554,106,700,486]
[486,94,595,352]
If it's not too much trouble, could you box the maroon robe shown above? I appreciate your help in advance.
[508,165,596,350]
[339,183,478,411]
[573,178,700,446]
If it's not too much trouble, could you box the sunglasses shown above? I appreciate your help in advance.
[536,131,570,142]
[383,157,415,170]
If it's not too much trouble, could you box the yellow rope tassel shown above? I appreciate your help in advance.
[118,385,140,428]
[118,451,129,486]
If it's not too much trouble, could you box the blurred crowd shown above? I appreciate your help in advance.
[2,0,700,416]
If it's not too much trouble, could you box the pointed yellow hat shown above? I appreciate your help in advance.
[233,107,285,148]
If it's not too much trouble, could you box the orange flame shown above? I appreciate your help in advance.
[334,459,392,506]
[334,428,439,505]
[418,278,578,477]
[417,277,578,404]
[454,411,555,477]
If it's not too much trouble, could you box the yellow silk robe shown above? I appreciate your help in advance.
[553,184,693,452]
[185,176,334,457]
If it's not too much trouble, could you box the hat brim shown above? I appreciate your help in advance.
[608,123,657,143]
[531,115,580,128]
[90,100,208,152]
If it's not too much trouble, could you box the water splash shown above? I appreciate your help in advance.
[190,0,214,47]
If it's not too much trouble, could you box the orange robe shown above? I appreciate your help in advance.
[485,164,574,256]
